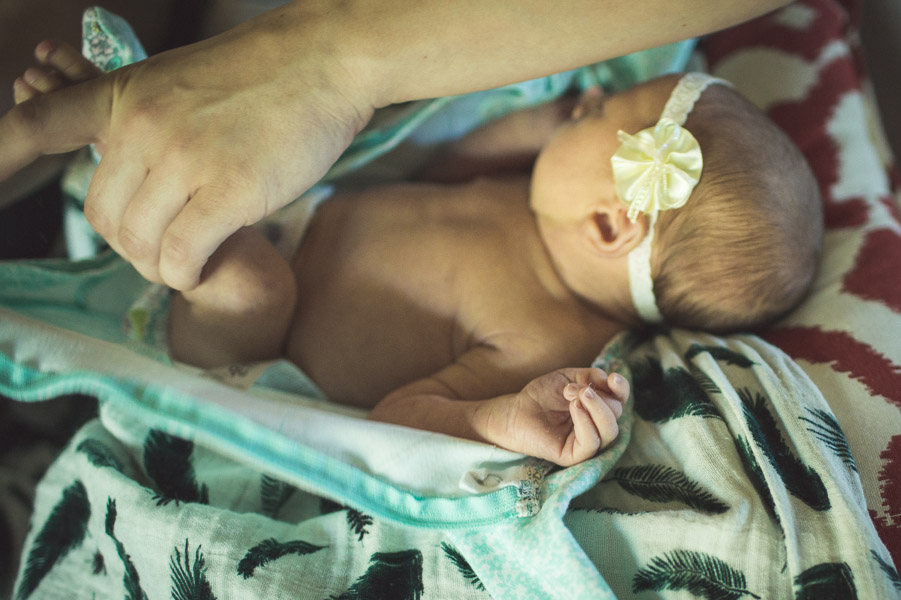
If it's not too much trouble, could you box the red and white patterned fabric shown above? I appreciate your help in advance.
[703,0,901,567]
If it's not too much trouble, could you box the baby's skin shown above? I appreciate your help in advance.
[17,41,630,467]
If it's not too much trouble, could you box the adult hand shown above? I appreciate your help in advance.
[0,4,373,290]
[1,0,792,289]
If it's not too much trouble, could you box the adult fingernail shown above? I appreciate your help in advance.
[583,386,598,400]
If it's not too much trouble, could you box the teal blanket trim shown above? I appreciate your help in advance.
[0,251,139,344]
[0,352,526,529]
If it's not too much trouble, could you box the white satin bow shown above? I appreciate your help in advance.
[610,117,703,223]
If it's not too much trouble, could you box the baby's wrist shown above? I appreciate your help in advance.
[469,395,518,449]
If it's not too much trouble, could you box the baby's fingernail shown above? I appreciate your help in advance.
[23,68,41,85]
[36,41,56,59]
[612,374,625,388]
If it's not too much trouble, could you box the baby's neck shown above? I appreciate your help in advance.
[468,175,579,299]
[532,212,637,326]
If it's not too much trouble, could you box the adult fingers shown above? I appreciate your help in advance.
[84,151,147,258]
[118,168,191,283]
[0,76,111,182]
[158,186,258,291]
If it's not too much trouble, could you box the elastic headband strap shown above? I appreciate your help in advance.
[629,212,663,322]
[625,73,730,323]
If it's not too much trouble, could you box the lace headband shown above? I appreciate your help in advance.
[611,73,730,323]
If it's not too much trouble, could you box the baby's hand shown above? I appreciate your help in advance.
[504,367,628,467]
[13,41,103,105]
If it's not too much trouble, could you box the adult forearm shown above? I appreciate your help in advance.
[306,0,791,108]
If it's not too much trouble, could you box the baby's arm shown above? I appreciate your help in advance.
[367,348,627,466]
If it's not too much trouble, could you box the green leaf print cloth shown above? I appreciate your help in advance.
[2,7,897,600]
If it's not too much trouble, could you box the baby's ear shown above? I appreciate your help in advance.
[585,202,647,257]
[571,86,604,120]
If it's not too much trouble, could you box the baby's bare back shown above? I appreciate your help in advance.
[285,177,616,408]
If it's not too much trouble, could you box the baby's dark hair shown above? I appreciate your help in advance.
[651,83,823,333]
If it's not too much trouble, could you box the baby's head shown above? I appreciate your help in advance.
[642,76,823,332]
[531,73,823,333]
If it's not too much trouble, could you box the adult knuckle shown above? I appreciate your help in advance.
[83,201,112,237]
[121,94,167,136]
[159,236,200,290]
[223,162,261,196]
[217,180,267,227]
[229,160,258,185]
[157,131,192,160]
[184,195,221,225]
[162,230,195,267]
[118,226,153,259]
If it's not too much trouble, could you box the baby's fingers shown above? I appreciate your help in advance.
[35,40,103,83]
[562,370,626,418]
[561,367,607,399]
[13,42,103,107]
[13,78,41,105]
[607,372,630,404]
[574,385,620,449]
[568,398,602,463]
[18,68,66,98]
